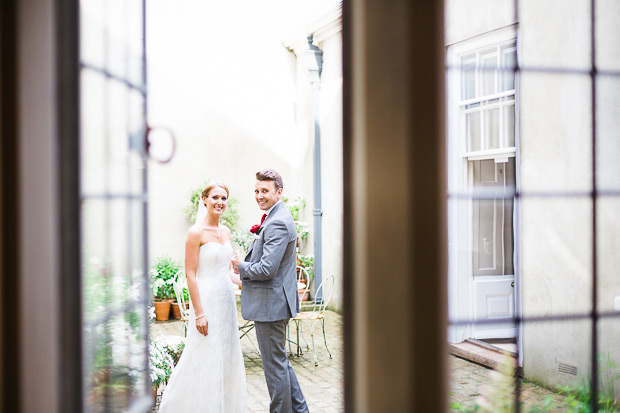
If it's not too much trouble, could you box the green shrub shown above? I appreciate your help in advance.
[150,256,182,300]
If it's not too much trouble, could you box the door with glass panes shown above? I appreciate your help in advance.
[450,33,518,341]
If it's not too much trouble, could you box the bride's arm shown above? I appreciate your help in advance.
[185,228,208,336]
[223,226,241,286]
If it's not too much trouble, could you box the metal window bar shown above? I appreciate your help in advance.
[445,0,619,411]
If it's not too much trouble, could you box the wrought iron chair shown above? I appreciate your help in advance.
[289,274,335,366]
[172,274,190,336]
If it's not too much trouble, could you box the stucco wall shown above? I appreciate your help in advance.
[519,0,620,392]
[145,0,343,309]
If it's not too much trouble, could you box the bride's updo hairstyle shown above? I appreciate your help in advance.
[202,182,229,199]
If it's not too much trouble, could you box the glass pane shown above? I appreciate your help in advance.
[503,103,515,147]
[519,72,592,192]
[597,197,620,314]
[484,107,500,150]
[596,75,620,192]
[467,111,481,151]
[595,0,620,71]
[80,0,105,69]
[480,48,498,96]
[520,197,592,318]
[522,319,593,402]
[126,0,145,86]
[462,54,476,100]
[500,44,516,92]
[472,159,515,277]
[519,0,591,71]
[80,69,107,195]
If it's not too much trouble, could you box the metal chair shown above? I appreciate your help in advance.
[289,274,335,366]
[172,274,190,336]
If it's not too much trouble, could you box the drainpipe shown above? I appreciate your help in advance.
[304,36,323,301]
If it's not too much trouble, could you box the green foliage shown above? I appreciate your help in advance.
[149,336,185,388]
[453,354,620,413]
[558,355,620,413]
[283,196,306,221]
[232,229,255,253]
[184,181,240,231]
[221,197,240,231]
[298,254,314,280]
[150,256,182,300]
[295,221,309,240]
[283,196,310,244]
[475,352,518,413]
[184,181,209,223]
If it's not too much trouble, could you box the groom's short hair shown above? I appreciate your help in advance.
[256,170,283,191]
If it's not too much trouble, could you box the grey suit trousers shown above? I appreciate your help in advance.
[254,320,309,413]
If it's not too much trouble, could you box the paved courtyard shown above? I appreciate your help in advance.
[151,309,568,412]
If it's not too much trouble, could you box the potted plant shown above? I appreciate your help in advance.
[149,336,186,404]
[150,256,182,320]
[297,254,314,302]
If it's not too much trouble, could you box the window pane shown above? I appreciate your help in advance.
[596,75,620,191]
[480,48,498,96]
[484,107,500,150]
[500,44,517,92]
[462,54,476,100]
[472,159,515,276]
[467,111,481,151]
[520,72,592,192]
[520,197,593,318]
[503,103,515,147]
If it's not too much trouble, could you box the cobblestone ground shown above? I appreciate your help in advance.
[152,309,566,412]
[448,356,569,412]
[151,309,344,412]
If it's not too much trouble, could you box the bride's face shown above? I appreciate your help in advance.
[203,186,228,216]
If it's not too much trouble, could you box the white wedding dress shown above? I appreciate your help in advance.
[159,240,247,412]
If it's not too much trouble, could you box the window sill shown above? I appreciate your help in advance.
[463,147,516,162]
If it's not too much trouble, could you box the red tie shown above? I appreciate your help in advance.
[260,214,267,225]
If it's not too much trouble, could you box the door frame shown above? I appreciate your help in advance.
[446,25,521,345]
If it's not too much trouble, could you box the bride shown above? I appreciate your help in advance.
[158,183,247,412]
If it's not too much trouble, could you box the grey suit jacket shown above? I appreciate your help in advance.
[238,202,299,322]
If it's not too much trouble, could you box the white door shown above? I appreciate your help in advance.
[471,158,516,339]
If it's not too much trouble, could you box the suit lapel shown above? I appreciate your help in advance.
[245,202,284,260]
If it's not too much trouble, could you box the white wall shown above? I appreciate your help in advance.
[146,0,343,309]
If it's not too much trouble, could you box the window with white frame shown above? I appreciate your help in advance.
[460,41,516,154]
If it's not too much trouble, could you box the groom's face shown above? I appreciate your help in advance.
[255,180,282,211]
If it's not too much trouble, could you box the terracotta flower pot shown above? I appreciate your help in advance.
[154,301,171,321]
[171,302,182,319]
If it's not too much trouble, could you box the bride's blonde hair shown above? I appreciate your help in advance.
[202,182,229,199]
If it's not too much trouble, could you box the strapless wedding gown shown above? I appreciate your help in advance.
[159,241,247,412]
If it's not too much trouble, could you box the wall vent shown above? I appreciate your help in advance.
[558,362,578,376]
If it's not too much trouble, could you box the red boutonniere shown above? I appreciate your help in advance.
[250,214,267,235]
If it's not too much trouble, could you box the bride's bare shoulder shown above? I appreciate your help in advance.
[186,225,203,241]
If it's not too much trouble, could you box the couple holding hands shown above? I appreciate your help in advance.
[159,170,309,413]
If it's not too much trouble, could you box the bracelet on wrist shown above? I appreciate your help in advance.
[195,314,206,320]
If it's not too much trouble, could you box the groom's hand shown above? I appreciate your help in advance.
[231,253,240,274]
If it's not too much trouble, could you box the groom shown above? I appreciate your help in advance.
[231,169,309,413]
